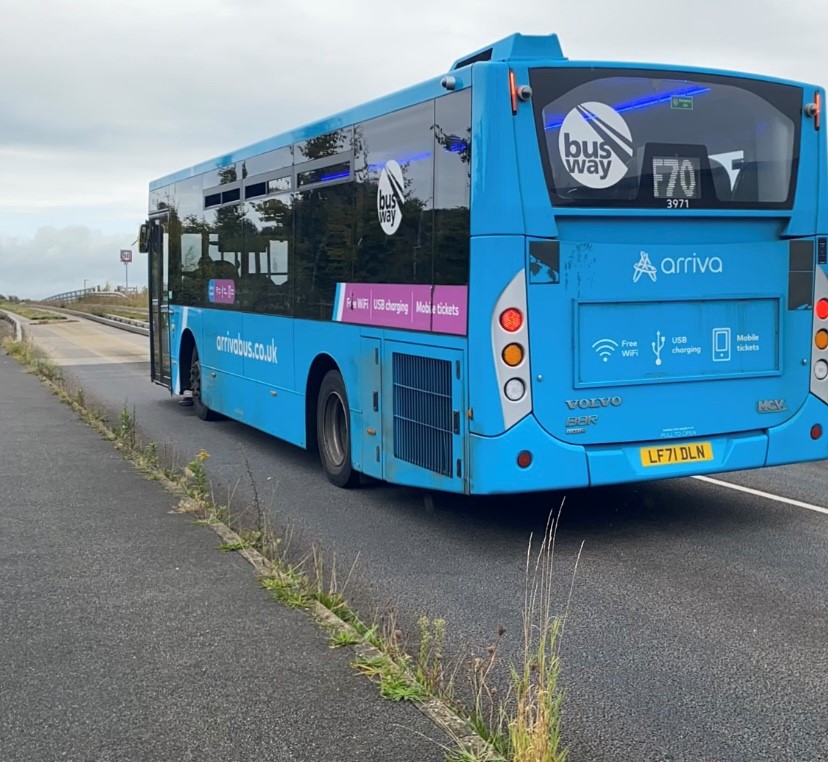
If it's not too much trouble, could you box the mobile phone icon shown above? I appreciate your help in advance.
[712,328,731,362]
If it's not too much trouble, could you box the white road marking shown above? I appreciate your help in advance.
[692,475,828,516]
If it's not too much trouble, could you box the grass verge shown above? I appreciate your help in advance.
[2,334,574,761]
[1,301,67,321]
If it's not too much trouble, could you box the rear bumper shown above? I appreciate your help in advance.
[585,431,766,487]
[467,395,828,494]
[766,392,828,466]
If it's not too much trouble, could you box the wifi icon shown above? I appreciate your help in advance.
[591,338,619,362]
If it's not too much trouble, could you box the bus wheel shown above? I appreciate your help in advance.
[316,370,358,488]
[190,346,217,421]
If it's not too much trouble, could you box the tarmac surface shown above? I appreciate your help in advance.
[0,347,446,761]
[8,309,828,761]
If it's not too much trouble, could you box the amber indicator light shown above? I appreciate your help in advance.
[502,343,524,367]
[509,70,518,115]
[816,329,828,351]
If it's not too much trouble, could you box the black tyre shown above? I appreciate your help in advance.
[190,346,217,421]
[316,370,358,488]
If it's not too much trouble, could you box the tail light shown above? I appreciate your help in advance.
[812,271,828,403]
[492,270,532,429]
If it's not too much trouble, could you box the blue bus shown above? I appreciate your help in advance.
[141,33,828,494]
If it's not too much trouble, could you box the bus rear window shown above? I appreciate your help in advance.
[529,68,802,209]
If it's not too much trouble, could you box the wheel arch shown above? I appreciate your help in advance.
[305,353,340,453]
[178,329,196,393]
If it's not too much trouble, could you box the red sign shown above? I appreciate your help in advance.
[120,249,133,263]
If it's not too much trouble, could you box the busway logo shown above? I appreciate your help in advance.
[559,102,633,189]
[377,160,404,235]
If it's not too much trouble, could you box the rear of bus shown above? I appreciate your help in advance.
[465,35,828,493]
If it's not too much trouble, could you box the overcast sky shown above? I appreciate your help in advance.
[1,0,826,298]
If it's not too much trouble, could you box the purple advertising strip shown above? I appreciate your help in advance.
[209,279,236,305]
[334,283,468,336]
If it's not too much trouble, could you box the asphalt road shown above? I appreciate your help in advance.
[0,334,446,762]
[23,315,828,762]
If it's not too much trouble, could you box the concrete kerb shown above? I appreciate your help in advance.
[104,313,150,330]
[38,305,149,336]
[200,517,494,760]
[0,310,25,342]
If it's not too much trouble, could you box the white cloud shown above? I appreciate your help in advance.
[0,227,143,300]
[2,0,828,296]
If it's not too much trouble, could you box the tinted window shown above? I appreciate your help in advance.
[149,187,172,214]
[354,101,435,285]
[296,128,353,161]
[201,164,239,188]
[170,212,246,310]
[268,176,291,193]
[242,196,294,315]
[298,161,351,187]
[168,177,205,306]
[171,205,245,310]
[165,95,473,319]
[241,146,292,178]
[245,181,267,199]
[294,183,354,319]
[434,89,471,284]
[530,68,802,209]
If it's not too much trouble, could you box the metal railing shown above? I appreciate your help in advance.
[40,287,132,304]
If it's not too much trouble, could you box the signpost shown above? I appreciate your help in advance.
[120,249,132,293]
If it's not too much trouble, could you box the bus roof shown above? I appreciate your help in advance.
[150,32,817,192]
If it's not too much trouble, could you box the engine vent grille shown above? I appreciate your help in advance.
[392,353,453,477]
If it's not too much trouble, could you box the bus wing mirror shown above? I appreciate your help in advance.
[138,222,149,253]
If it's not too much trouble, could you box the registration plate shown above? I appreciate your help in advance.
[640,441,713,467]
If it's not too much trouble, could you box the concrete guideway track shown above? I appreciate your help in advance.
[23,311,149,367]
[15,313,828,761]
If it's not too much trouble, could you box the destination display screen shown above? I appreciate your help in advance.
[651,156,701,199]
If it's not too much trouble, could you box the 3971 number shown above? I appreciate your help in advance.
[667,198,690,209]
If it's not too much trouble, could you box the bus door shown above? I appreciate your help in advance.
[147,214,171,387]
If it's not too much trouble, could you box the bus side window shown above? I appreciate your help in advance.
[353,101,435,287]
[434,88,471,286]
[243,194,295,316]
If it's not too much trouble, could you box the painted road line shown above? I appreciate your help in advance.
[692,475,828,516]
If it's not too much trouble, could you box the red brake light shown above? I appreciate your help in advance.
[817,298,828,320]
[499,308,523,332]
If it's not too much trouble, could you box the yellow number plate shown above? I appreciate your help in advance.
[640,441,713,467]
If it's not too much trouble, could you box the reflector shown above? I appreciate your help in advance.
[499,308,523,332]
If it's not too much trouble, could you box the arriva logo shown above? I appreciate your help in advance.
[559,102,633,189]
[377,160,404,235]
[633,250,724,282]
